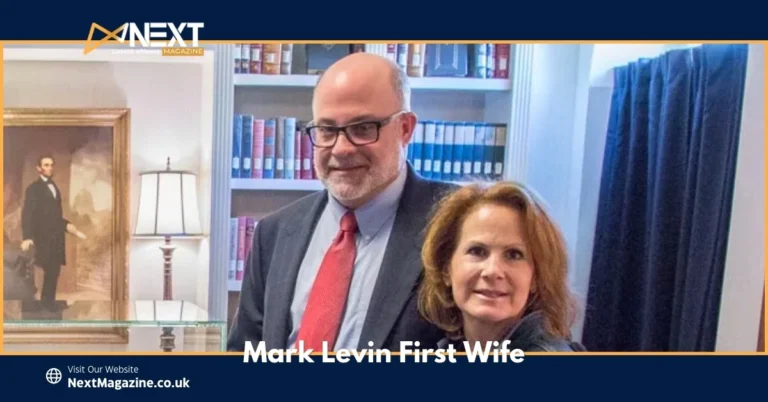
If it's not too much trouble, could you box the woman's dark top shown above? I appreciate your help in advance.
[436,310,586,352]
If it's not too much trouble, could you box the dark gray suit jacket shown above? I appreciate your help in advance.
[21,178,69,269]
[227,165,458,351]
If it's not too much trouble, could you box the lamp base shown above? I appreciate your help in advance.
[159,236,177,301]
[159,236,177,353]
[161,327,176,352]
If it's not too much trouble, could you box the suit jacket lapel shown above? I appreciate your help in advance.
[264,190,328,349]
[357,167,434,349]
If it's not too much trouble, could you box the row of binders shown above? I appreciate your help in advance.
[233,44,510,79]
[408,121,507,182]
[232,114,508,182]
[228,216,257,281]
[231,114,315,180]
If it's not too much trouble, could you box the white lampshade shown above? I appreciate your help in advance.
[134,159,202,237]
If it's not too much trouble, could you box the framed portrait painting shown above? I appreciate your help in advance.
[2,108,130,344]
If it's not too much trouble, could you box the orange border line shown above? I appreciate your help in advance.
[0,351,765,356]
[763,42,767,354]
[0,40,764,46]
[0,40,5,353]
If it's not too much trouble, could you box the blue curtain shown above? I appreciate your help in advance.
[581,44,749,352]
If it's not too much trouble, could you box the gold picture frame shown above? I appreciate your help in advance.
[3,108,130,344]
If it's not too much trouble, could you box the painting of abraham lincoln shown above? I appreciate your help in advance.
[2,109,129,342]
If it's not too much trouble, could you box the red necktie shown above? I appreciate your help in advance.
[295,211,358,351]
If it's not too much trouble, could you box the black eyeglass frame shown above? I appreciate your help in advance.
[303,110,407,148]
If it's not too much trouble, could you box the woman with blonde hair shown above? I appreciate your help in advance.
[418,181,584,351]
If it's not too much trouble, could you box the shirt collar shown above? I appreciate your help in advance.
[40,176,49,182]
[503,310,545,340]
[326,167,407,241]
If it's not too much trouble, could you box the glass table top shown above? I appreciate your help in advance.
[3,300,226,328]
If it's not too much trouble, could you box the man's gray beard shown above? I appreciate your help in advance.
[321,173,376,202]
[319,153,405,203]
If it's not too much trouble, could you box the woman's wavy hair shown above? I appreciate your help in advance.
[418,181,579,340]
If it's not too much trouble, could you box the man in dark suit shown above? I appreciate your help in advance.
[228,53,458,352]
[21,155,85,310]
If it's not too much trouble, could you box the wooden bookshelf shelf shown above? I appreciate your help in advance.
[234,74,511,92]
[228,279,242,292]
[231,178,325,191]
[235,74,318,88]
[410,77,511,91]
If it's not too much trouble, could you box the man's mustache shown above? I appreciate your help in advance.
[327,157,367,169]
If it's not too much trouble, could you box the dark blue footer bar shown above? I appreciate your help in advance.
[0,354,765,399]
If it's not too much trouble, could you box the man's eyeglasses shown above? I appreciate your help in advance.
[304,111,406,148]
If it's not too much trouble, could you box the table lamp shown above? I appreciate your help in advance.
[134,157,202,301]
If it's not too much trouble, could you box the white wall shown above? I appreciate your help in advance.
[522,44,594,335]
[196,53,215,312]
[571,81,613,340]
[524,44,582,256]
[716,44,765,351]
[3,48,214,351]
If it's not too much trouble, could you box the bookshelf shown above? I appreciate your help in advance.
[234,74,512,91]
[208,44,535,329]
[231,178,324,191]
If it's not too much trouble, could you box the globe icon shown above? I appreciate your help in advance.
[46,368,62,384]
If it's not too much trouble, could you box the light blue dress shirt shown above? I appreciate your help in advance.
[287,167,408,351]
